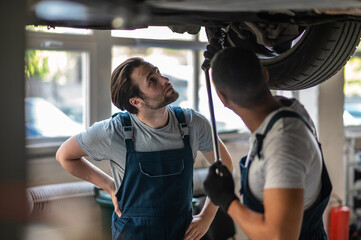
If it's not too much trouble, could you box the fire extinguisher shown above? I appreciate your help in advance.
[328,201,350,240]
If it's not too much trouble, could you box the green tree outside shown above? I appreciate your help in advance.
[25,50,50,80]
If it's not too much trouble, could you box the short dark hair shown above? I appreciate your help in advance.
[111,57,145,114]
[211,47,269,108]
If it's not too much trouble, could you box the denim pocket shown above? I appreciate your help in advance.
[139,158,184,177]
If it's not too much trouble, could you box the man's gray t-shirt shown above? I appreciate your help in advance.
[77,106,213,190]
[248,97,322,210]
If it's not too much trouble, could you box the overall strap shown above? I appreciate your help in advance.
[171,106,190,147]
[256,110,312,158]
[112,111,134,152]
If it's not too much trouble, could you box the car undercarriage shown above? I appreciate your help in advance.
[27,0,361,89]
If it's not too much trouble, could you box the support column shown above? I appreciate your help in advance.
[89,30,112,125]
[318,69,345,229]
[318,69,345,201]
[0,1,27,239]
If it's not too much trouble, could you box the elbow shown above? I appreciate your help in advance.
[56,144,66,165]
[55,140,70,165]
[56,148,69,167]
[55,148,62,164]
[55,148,73,173]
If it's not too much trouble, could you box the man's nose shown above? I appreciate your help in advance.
[160,75,169,85]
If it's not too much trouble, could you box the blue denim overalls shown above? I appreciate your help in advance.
[240,110,332,240]
[111,107,193,240]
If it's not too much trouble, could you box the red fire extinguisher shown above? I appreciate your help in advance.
[328,202,350,240]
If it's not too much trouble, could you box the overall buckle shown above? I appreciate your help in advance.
[123,126,133,140]
[179,123,189,138]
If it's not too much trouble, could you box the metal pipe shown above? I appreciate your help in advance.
[201,59,221,163]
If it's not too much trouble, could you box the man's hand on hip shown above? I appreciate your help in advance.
[108,182,122,217]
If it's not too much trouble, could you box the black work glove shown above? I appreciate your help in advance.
[203,161,239,213]
[203,38,223,63]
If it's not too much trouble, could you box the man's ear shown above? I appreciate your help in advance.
[216,90,229,107]
[129,97,142,109]
[263,67,269,83]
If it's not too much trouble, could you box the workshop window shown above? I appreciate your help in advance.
[344,43,361,127]
[25,26,95,159]
[25,50,87,138]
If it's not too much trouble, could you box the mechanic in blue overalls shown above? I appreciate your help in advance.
[56,57,233,240]
[203,47,332,240]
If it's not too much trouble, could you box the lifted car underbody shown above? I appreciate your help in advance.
[27,0,361,90]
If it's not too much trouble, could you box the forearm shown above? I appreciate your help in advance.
[198,196,218,223]
[227,189,303,240]
[227,200,273,240]
[200,140,233,221]
[219,141,233,172]
[59,156,115,193]
[56,135,115,193]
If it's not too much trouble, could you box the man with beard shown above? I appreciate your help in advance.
[56,57,233,240]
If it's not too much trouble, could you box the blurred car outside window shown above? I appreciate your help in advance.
[25,49,86,138]
[25,97,84,137]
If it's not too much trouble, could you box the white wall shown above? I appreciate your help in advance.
[318,69,346,230]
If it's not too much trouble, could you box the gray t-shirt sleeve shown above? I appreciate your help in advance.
[77,119,113,161]
[186,108,213,153]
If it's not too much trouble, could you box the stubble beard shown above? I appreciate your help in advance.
[142,89,180,110]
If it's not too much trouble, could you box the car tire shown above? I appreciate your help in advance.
[207,21,361,90]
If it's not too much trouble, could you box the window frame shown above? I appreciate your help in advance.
[25,30,95,156]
